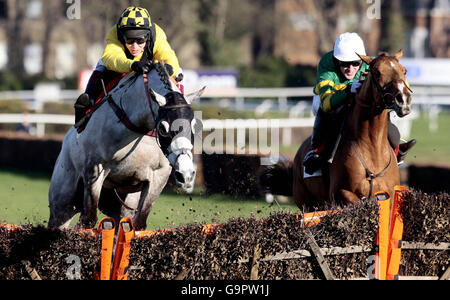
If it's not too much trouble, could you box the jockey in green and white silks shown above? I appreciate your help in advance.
[303,32,416,175]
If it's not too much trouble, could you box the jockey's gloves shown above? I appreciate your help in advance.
[131,61,151,74]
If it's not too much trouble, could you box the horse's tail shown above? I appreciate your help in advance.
[259,159,294,197]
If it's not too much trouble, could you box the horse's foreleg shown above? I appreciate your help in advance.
[78,166,107,229]
[132,182,152,230]
[48,152,80,229]
[133,167,171,230]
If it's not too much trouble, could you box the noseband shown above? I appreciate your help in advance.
[368,66,413,111]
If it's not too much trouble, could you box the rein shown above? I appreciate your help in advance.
[107,73,158,137]
[105,67,188,138]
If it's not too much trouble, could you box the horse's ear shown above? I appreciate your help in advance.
[357,53,373,65]
[394,49,404,61]
[150,89,167,106]
[185,86,206,105]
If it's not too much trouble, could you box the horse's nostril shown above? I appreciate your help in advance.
[175,171,185,183]
[395,93,404,104]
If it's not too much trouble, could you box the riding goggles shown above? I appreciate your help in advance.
[125,37,147,45]
[339,60,362,68]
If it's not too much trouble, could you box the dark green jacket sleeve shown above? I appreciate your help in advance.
[313,56,370,113]
[314,71,350,113]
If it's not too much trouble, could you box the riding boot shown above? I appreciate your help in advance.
[74,93,92,127]
[303,110,326,175]
[397,139,417,164]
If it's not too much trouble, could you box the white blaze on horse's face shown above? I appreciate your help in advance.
[389,51,412,118]
[168,136,196,194]
[394,80,411,117]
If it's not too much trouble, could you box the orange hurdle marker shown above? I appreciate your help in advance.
[111,218,135,280]
[386,186,408,280]
[95,217,116,280]
[0,223,21,231]
[375,191,391,280]
[301,210,340,227]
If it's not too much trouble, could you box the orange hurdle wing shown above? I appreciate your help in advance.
[386,186,408,280]
[97,217,116,280]
[375,191,391,280]
[112,218,135,280]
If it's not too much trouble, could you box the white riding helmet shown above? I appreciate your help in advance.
[333,32,366,62]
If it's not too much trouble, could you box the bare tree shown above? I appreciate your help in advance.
[215,0,228,43]
[41,1,63,78]
[249,0,276,62]
[380,0,408,53]
[313,0,343,55]
[5,0,26,74]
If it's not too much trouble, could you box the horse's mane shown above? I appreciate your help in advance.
[150,62,186,106]
[151,62,174,92]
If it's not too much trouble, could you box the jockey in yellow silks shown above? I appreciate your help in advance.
[74,6,182,125]
[303,32,416,175]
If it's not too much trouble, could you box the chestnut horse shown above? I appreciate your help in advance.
[261,50,412,211]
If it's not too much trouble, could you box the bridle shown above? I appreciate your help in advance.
[367,60,413,111]
[142,74,195,161]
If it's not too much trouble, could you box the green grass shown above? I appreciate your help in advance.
[0,169,51,225]
[146,191,297,230]
[407,111,450,165]
[1,111,448,228]
[0,168,298,230]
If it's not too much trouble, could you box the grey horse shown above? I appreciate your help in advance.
[48,63,204,230]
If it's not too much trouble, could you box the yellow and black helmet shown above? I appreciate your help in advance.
[117,6,152,31]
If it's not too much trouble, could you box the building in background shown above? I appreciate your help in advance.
[275,0,450,67]
[0,0,107,79]
[0,0,448,82]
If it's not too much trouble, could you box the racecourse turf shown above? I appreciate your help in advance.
[0,111,449,228]
[0,168,297,230]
